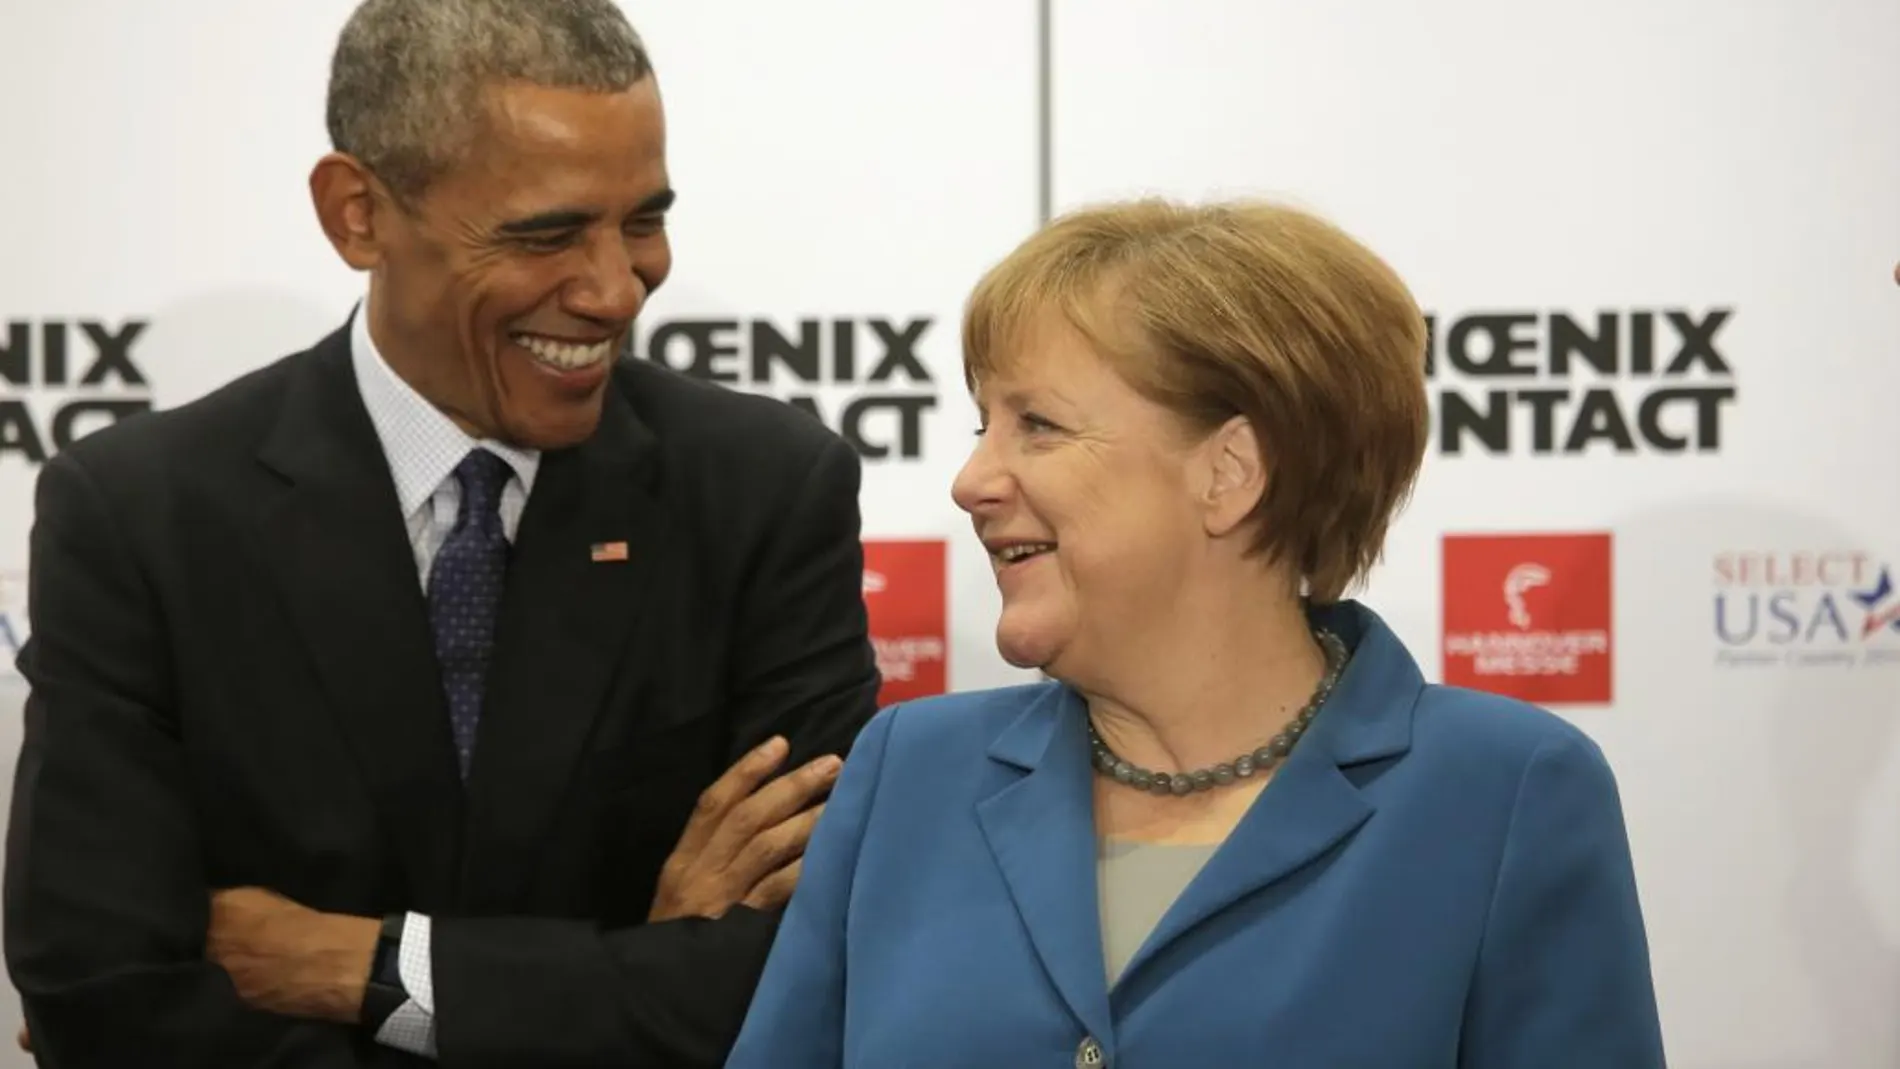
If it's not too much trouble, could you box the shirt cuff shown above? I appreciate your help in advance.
[372,912,437,1058]
[397,912,434,1014]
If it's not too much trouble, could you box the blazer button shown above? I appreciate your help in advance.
[1075,1035,1105,1068]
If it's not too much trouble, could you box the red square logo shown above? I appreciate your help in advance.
[1442,533,1613,705]
[862,540,948,706]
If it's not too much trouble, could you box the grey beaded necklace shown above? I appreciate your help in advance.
[1086,628,1348,795]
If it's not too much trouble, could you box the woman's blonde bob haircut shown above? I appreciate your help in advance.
[962,198,1430,603]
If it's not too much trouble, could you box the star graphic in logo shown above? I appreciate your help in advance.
[1849,566,1900,638]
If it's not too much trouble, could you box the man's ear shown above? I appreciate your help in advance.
[1201,414,1267,539]
[310,152,391,271]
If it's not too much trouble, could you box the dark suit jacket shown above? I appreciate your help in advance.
[3,322,882,1068]
[727,600,1666,1068]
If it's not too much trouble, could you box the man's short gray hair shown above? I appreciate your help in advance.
[326,0,653,201]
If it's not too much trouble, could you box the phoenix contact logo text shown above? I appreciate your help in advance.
[633,317,936,461]
[1,319,153,466]
[1426,308,1737,456]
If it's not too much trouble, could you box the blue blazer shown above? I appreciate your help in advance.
[726,601,1666,1068]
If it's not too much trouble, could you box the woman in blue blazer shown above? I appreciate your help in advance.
[726,199,1667,1068]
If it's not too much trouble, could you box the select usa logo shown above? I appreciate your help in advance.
[1712,550,1900,669]
[861,540,947,705]
[1442,533,1614,704]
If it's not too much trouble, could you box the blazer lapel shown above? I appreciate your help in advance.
[1111,751,1372,988]
[255,329,464,910]
[1114,601,1421,988]
[455,380,661,908]
[975,688,1116,1050]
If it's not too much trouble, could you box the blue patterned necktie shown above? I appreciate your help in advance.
[428,449,513,780]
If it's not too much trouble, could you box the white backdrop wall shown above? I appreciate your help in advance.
[0,2,1896,1066]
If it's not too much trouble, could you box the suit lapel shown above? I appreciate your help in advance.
[1111,750,1372,987]
[975,688,1116,1049]
[1114,601,1421,988]
[255,329,464,910]
[1109,607,1428,994]
[456,380,661,908]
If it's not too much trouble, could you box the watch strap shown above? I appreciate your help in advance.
[359,913,408,1033]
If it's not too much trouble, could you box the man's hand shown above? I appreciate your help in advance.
[205,887,379,1025]
[648,736,843,922]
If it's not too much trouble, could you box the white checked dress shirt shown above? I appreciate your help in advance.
[349,303,540,1058]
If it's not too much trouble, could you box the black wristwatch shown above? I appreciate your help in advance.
[359,913,408,1033]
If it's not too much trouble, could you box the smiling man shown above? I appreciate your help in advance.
[3,2,879,1066]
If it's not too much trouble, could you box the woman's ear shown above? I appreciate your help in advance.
[1201,415,1267,539]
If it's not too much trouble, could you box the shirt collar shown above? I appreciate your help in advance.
[349,298,540,518]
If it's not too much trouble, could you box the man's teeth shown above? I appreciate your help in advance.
[998,543,1055,562]
[514,333,612,370]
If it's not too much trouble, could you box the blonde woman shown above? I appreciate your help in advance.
[727,199,1665,1068]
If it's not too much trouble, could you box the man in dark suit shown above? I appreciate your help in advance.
[2,1,880,1065]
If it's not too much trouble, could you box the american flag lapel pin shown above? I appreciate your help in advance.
[590,540,629,563]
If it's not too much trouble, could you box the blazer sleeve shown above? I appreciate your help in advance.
[723,701,897,1069]
[427,435,885,1069]
[4,452,363,1068]
[1460,730,1668,1068]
